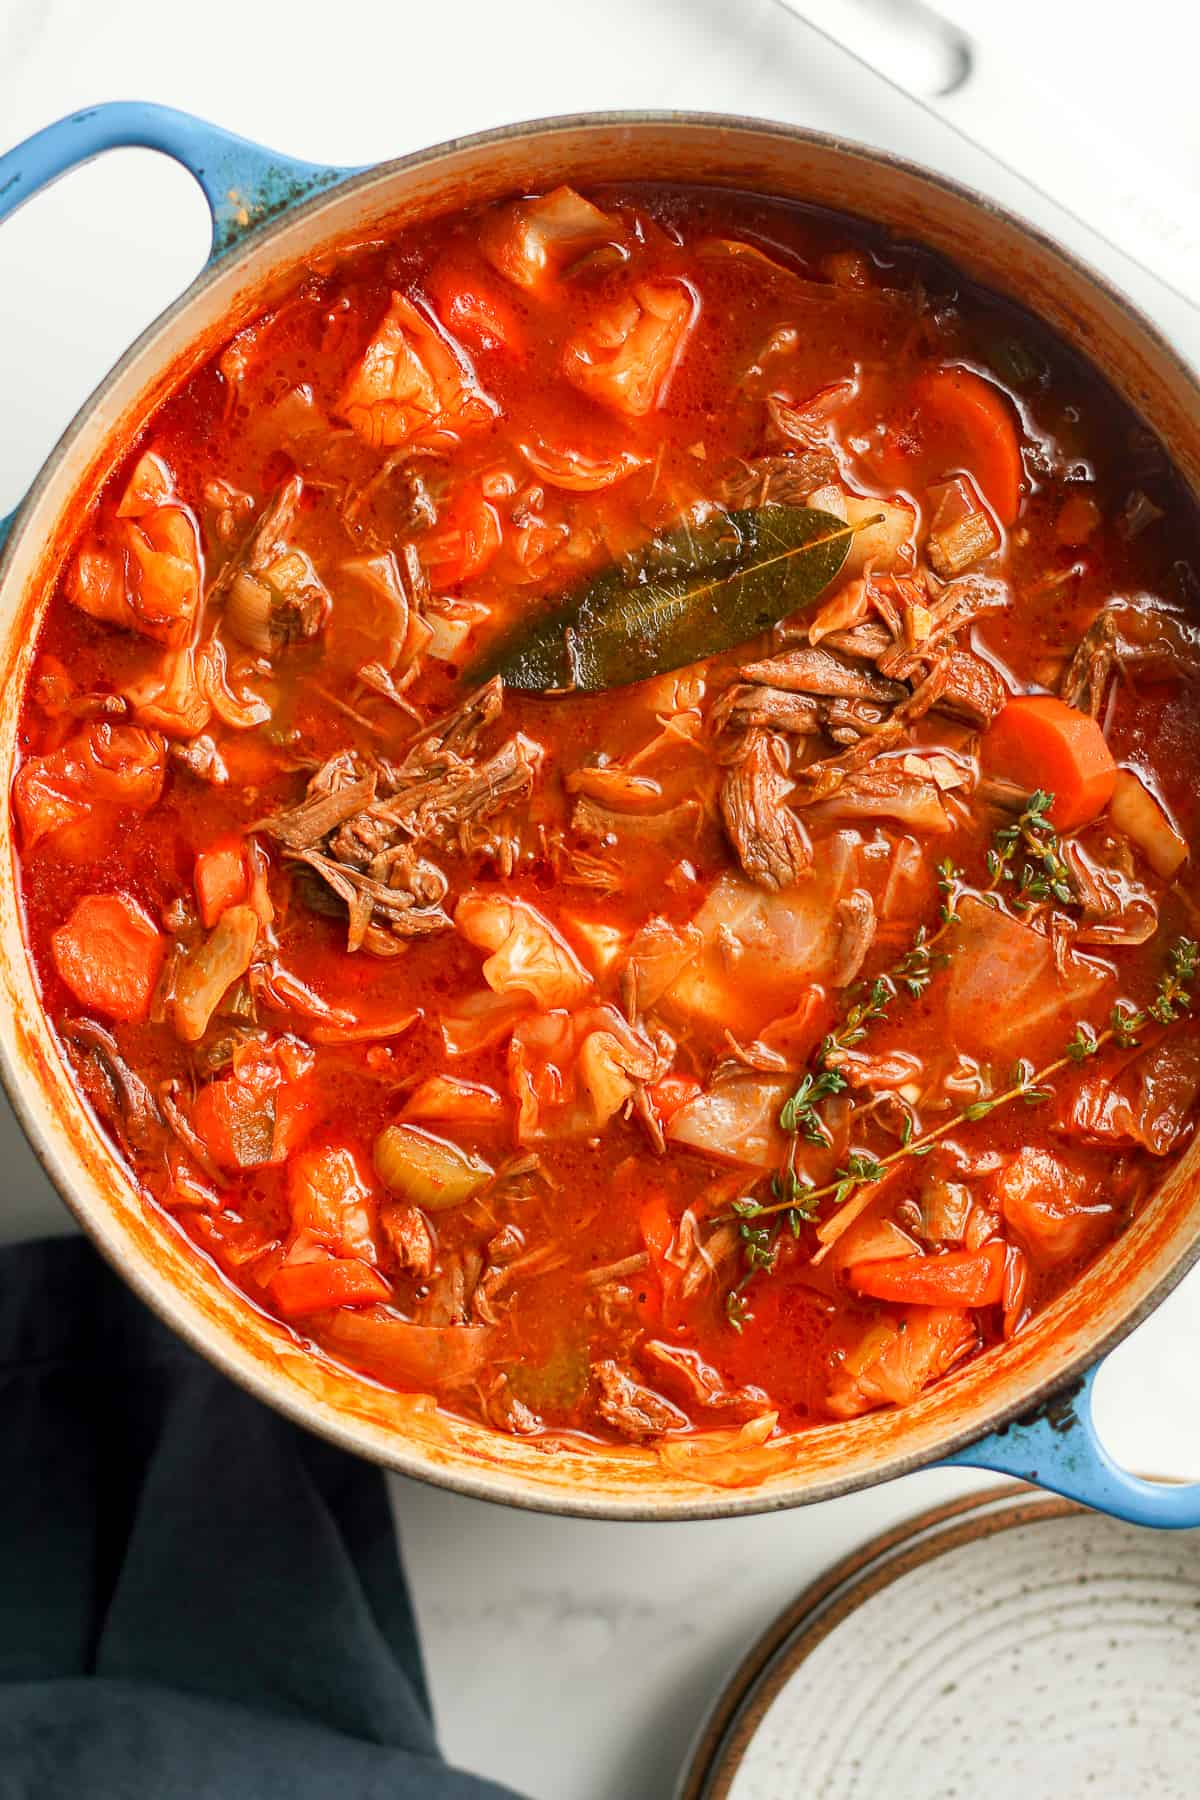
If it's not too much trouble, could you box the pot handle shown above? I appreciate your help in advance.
[942,1361,1200,1527]
[0,102,356,549]
[0,100,354,258]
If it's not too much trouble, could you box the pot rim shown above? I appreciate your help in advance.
[4,107,1200,1519]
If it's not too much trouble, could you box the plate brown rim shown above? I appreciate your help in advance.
[678,1482,1083,1799]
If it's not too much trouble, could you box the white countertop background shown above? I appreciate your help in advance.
[1,3,1198,1793]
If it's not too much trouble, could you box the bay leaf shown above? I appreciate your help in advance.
[473,504,865,693]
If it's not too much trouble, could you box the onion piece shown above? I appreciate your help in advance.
[516,434,646,493]
[841,494,915,576]
[665,1075,792,1170]
[197,638,271,730]
[170,904,259,1043]
[321,1309,492,1388]
[373,1123,493,1211]
[1108,767,1189,878]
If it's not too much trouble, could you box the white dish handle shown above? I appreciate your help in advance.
[778,0,1200,313]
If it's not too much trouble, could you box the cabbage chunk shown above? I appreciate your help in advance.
[455,891,591,1009]
[826,1308,977,1418]
[14,721,165,848]
[562,282,695,417]
[944,895,1110,1061]
[337,292,498,449]
[509,1005,658,1140]
[661,841,859,1039]
[68,453,202,645]
[287,1141,378,1263]
[994,1146,1110,1267]
[480,186,619,291]
[664,1074,792,1170]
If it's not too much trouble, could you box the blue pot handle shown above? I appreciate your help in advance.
[943,1361,1200,1527]
[0,100,355,546]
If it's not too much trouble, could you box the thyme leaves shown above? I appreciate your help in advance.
[723,935,1197,1325]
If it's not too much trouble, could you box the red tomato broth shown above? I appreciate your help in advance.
[12,181,1200,1447]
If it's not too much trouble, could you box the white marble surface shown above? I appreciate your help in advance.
[2,2,1200,1794]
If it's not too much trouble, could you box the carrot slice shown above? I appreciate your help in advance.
[848,1241,1005,1308]
[913,365,1024,525]
[195,835,248,928]
[983,694,1117,829]
[51,892,165,1022]
[268,1257,391,1320]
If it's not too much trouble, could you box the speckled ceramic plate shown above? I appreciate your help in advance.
[681,1486,1200,1799]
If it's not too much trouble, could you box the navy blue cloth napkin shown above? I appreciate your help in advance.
[0,1236,524,1799]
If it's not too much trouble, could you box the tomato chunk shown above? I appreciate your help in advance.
[268,1257,391,1320]
[191,1040,317,1171]
[646,1074,703,1126]
[983,695,1117,829]
[420,481,502,586]
[195,835,248,928]
[51,892,165,1022]
[848,1241,1005,1308]
[426,259,523,355]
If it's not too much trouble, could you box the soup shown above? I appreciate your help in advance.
[13,181,1200,1445]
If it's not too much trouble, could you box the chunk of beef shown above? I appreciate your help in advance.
[718,449,840,509]
[876,574,1009,680]
[640,1340,769,1418]
[592,1360,688,1438]
[739,644,905,703]
[935,649,1009,728]
[710,683,823,738]
[719,730,812,890]
[263,771,378,850]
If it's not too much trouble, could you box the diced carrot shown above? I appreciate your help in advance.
[912,365,1024,525]
[268,1257,390,1320]
[420,480,502,586]
[982,695,1117,829]
[425,259,523,355]
[848,1241,1005,1308]
[646,1074,703,1126]
[195,835,248,928]
[51,892,165,1022]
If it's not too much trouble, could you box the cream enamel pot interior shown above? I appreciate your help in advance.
[2,105,1199,1523]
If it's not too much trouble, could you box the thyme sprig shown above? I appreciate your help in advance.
[734,935,1197,1244]
[991,788,1076,911]
[776,789,1076,1152]
[725,1200,807,1331]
